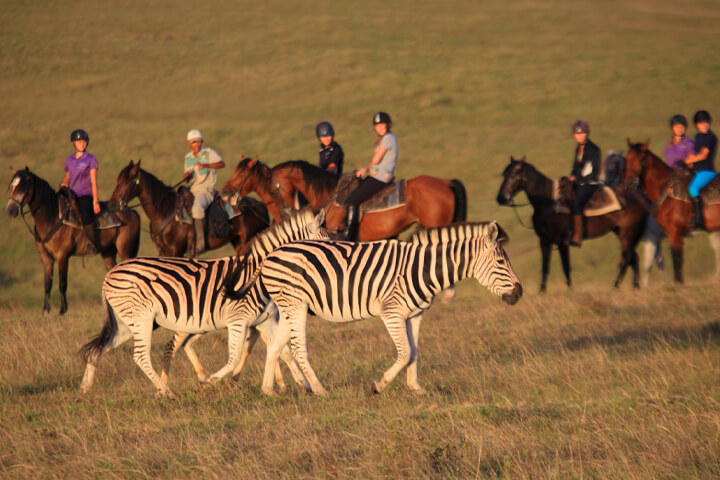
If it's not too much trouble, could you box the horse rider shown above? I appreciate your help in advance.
[683,110,717,229]
[59,128,100,255]
[182,129,225,255]
[316,121,344,175]
[340,111,398,241]
[664,114,695,171]
[568,120,601,247]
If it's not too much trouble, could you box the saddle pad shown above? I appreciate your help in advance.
[669,171,720,205]
[59,197,122,230]
[583,185,623,217]
[359,179,408,218]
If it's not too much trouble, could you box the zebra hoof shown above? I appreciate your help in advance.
[409,386,426,396]
[371,380,384,394]
[155,389,175,399]
[261,387,276,397]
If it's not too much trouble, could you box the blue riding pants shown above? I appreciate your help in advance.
[689,170,718,198]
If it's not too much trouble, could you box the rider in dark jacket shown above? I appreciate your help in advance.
[569,120,601,247]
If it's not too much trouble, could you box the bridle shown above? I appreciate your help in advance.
[501,164,533,230]
[225,162,290,216]
[114,169,142,211]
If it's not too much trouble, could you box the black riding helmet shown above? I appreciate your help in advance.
[70,129,89,143]
[315,121,334,138]
[372,111,392,126]
[694,110,712,124]
[669,114,687,127]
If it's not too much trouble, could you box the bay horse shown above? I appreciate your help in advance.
[111,160,270,257]
[5,167,141,315]
[496,156,649,292]
[221,157,468,241]
[623,140,720,284]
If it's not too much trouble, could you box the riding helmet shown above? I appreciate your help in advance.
[70,129,89,143]
[571,120,589,134]
[315,121,334,138]
[669,114,687,127]
[694,110,712,124]
[373,111,392,126]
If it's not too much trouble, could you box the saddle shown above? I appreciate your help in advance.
[667,170,720,205]
[334,177,407,221]
[58,188,122,230]
[174,187,230,238]
[554,178,624,217]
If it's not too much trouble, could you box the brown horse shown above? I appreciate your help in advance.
[6,167,141,315]
[623,140,720,284]
[221,157,468,241]
[497,156,649,291]
[111,160,270,257]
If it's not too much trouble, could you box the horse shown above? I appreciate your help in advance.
[623,140,720,284]
[496,156,649,292]
[5,167,141,315]
[111,160,270,257]
[220,157,468,241]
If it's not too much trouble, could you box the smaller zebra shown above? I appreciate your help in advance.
[80,208,326,396]
[227,221,522,396]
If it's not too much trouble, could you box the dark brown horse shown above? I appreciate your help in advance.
[623,140,720,284]
[111,160,270,257]
[497,156,649,292]
[6,167,141,315]
[221,157,468,241]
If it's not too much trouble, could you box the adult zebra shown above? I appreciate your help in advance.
[80,208,327,396]
[227,221,523,396]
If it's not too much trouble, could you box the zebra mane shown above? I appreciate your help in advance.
[407,221,508,245]
[246,206,326,261]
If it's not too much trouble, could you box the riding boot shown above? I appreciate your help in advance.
[194,219,205,256]
[82,223,98,256]
[570,214,583,247]
[690,197,704,229]
[339,206,358,241]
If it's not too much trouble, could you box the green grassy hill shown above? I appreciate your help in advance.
[1,1,719,478]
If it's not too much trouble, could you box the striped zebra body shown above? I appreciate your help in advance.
[80,208,326,396]
[240,221,522,395]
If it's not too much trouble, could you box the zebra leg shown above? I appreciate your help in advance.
[373,310,412,394]
[128,319,173,397]
[161,333,206,384]
[206,321,249,384]
[709,231,720,282]
[405,313,425,395]
[230,327,260,382]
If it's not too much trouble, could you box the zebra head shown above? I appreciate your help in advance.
[473,221,522,305]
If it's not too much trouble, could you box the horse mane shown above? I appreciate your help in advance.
[407,221,508,245]
[117,163,176,216]
[272,160,340,196]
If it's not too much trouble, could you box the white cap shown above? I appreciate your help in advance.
[187,129,203,142]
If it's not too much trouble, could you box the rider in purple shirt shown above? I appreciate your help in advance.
[664,114,695,171]
[59,129,99,253]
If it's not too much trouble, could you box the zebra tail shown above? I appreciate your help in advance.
[450,179,467,223]
[79,294,115,363]
[223,256,258,301]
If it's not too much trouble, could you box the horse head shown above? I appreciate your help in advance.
[221,156,262,199]
[496,155,528,205]
[6,166,34,217]
[623,139,651,184]
[110,159,143,211]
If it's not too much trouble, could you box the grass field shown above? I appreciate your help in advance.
[2,0,720,478]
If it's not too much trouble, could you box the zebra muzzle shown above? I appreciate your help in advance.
[501,282,523,305]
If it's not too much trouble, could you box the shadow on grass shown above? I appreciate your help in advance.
[563,320,720,353]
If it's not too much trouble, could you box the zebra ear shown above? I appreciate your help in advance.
[314,207,326,227]
[487,221,499,243]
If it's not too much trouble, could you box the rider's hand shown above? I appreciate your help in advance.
[93,202,101,214]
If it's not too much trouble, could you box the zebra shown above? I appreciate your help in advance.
[79,208,327,396]
[227,220,523,396]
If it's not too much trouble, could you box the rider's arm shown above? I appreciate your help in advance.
[358,145,388,176]
[59,171,70,188]
[685,147,710,165]
[90,168,100,213]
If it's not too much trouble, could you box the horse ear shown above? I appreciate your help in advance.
[127,160,134,168]
[137,159,142,168]
[519,155,526,163]
[9,166,15,174]
[25,166,30,173]
[626,138,633,148]
[248,157,258,168]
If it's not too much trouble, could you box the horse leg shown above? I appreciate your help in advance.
[38,248,54,315]
[708,231,720,282]
[405,313,425,395]
[558,242,572,289]
[640,239,656,288]
[668,232,684,284]
[57,255,69,315]
[101,251,117,271]
[539,238,552,293]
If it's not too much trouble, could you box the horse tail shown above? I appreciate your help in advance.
[79,294,116,363]
[449,179,467,223]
